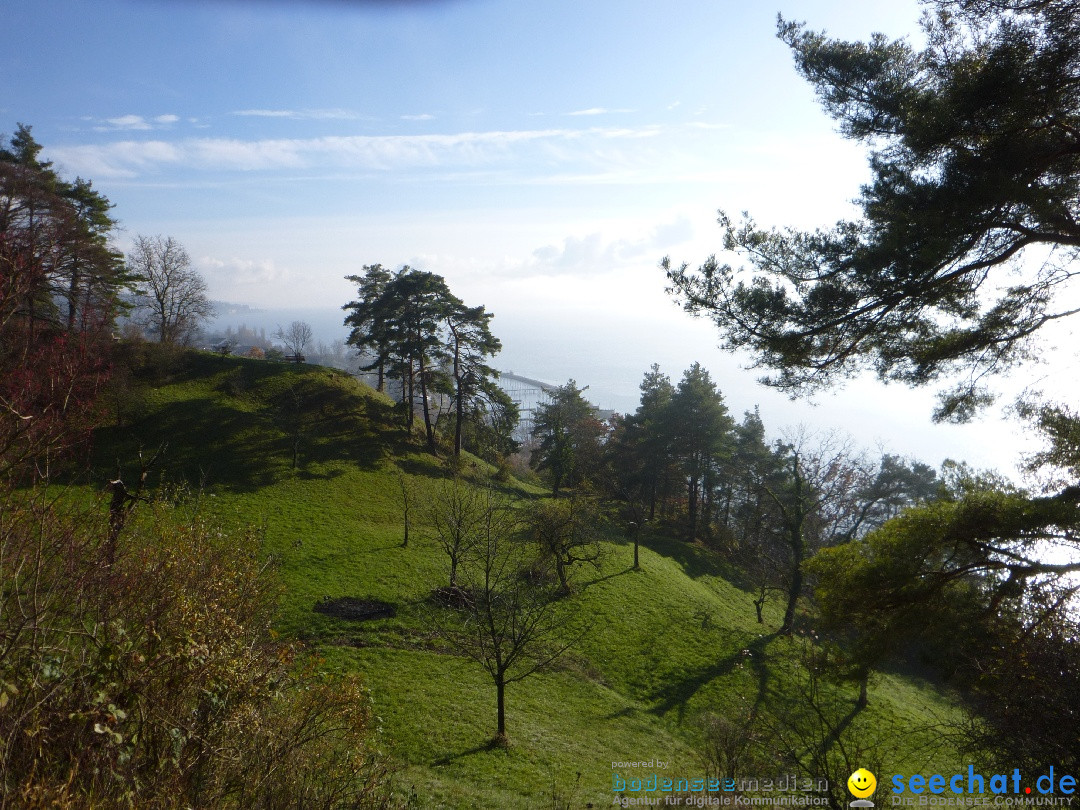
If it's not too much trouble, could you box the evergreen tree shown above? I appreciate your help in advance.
[344,265,511,456]
[668,363,734,540]
[531,380,606,496]
[0,124,129,334]
[386,268,453,452]
[444,301,503,457]
[720,409,791,622]
[606,364,677,521]
[634,364,678,520]
[664,0,1080,420]
[343,263,393,391]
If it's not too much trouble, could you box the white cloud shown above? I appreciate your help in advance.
[188,138,309,171]
[232,108,359,120]
[567,107,636,116]
[201,255,290,294]
[92,114,181,132]
[97,114,153,131]
[401,113,435,121]
[47,125,694,179]
[51,140,182,177]
[529,215,695,276]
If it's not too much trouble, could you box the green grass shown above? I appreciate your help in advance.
[85,348,969,808]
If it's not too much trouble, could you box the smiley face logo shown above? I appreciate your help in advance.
[848,769,877,799]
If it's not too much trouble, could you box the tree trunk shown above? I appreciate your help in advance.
[702,465,715,539]
[781,527,803,634]
[495,675,508,745]
[779,454,806,635]
[454,380,465,457]
[418,352,436,453]
[406,360,415,429]
[554,552,569,592]
[687,472,700,539]
[66,262,80,331]
[453,339,465,456]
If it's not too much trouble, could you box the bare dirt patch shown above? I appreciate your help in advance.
[313,597,396,622]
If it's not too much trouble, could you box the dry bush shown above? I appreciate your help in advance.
[0,493,406,809]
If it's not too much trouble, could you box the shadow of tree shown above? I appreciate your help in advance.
[577,566,635,592]
[91,354,400,493]
[431,740,503,766]
[622,530,744,583]
[649,632,779,723]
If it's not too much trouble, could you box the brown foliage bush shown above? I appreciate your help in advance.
[0,493,406,809]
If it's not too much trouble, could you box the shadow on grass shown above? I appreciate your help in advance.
[296,467,346,482]
[826,704,863,748]
[606,530,744,585]
[92,358,400,493]
[649,632,779,723]
[355,544,409,554]
[611,528,786,614]
[432,739,505,766]
[397,456,453,478]
[577,566,635,592]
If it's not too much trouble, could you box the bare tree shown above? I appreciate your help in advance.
[397,471,417,547]
[434,494,576,746]
[128,235,214,345]
[427,477,489,588]
[274,320,313,362]
[523,496,602,594]
[756,429,871,635]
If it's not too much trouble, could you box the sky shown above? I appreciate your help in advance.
[4,0,1076,478]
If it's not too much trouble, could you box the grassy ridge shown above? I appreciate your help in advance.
[88,349,965,808]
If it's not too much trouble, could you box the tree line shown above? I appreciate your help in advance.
[343,263,518,459]
[529,365,939,636]
[492,357,1080,773]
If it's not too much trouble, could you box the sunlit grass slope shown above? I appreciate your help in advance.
[89,348,965,809]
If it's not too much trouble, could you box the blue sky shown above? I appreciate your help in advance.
[6,0,1068,473]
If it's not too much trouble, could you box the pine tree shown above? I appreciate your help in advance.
[665,1,1080,421]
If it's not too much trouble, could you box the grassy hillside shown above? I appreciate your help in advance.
[87,348,966,809]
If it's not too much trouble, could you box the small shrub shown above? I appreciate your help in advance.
[493,455,513,482]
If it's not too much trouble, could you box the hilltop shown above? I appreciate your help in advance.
[86,347,965,809]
